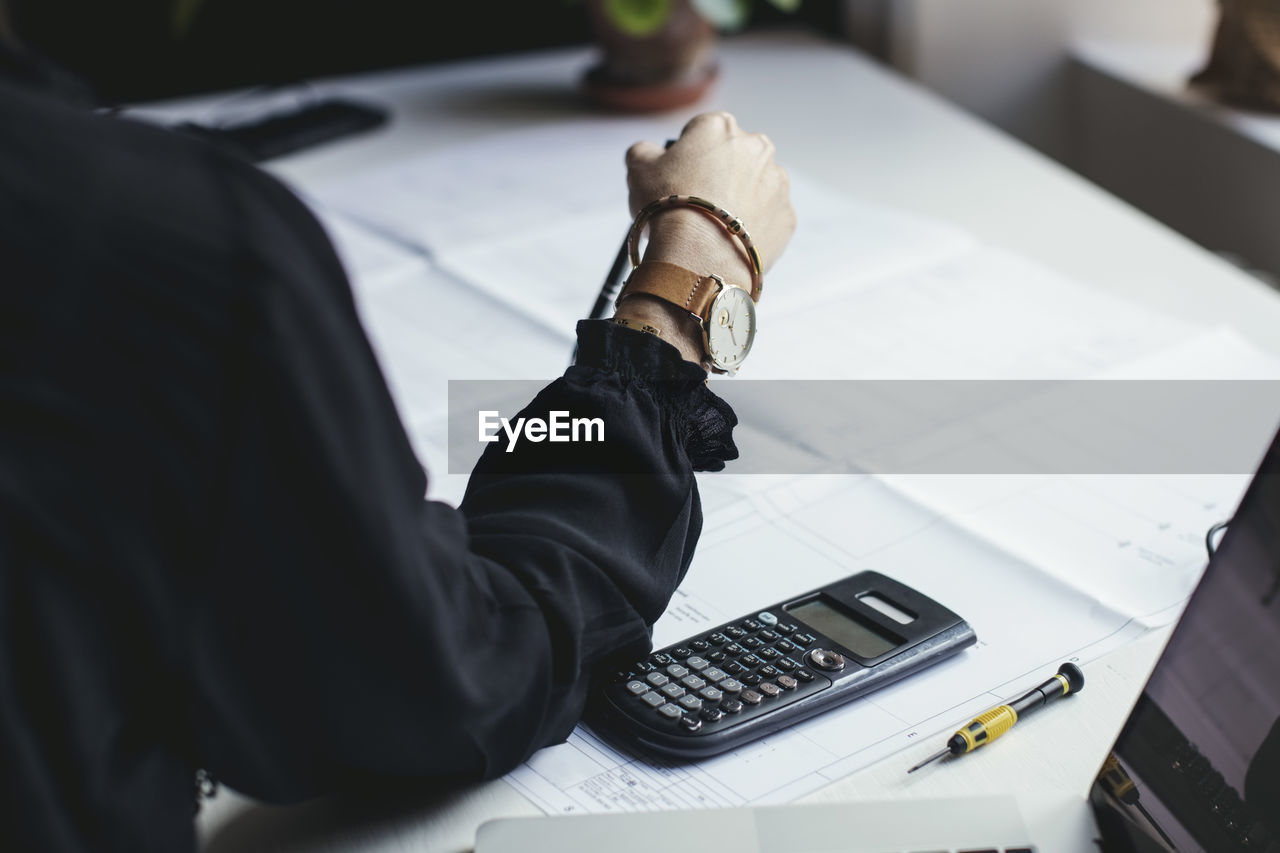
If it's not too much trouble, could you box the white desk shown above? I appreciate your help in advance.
[180,30,1280,852]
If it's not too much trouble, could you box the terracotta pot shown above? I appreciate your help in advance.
[583,0,720,113]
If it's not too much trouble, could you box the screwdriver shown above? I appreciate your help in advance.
[907,662,1085,773]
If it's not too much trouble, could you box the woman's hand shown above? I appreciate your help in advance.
[615,112,796,366]
[624,111,796,287]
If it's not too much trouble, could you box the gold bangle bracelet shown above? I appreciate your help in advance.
[625,194,764,302]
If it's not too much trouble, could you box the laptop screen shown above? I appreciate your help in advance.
[1090,432,1280,852]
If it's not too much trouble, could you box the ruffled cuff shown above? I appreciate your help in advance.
[572,320,738,472]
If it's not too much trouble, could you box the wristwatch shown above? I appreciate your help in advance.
[616,260,756,375]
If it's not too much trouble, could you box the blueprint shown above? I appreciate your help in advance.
[302,122,1280,815]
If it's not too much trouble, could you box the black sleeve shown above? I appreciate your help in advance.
[190,164,739,801]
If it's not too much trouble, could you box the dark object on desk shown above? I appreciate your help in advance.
[591,571,976,759]
[172,97,388,162]
[1091,426,1280,853]
[1191,0,1280,112]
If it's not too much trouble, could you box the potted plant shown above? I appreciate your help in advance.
[582,0,801,113]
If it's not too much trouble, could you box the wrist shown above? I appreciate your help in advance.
[641,209,754,289]
[612,294,707,369]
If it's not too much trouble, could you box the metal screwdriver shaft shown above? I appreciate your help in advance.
[907,662,1085,774]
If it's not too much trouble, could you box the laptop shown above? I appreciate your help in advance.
[477,431,1280,853]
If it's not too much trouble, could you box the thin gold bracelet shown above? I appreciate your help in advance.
[611,316,663,337]
[626,195,764,302]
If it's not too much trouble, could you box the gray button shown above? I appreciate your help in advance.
[740,689,763,705]
[806,648,847,672]
[645,672,669,687]
[719,678,743,693]
[640,692,665,708]
[698,686,724,703]
[686,656,710,671]
[666,664,690,679]
[678,695,703,712]
[757,611,778,625]
[660,683,686,699]
[777,675,798,691]
[703,667,728,683]
[680,674,707,691]
[626,680,649,696]
[758,682,781,697]
[657,703,683,719]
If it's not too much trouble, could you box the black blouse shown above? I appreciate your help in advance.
[0,77,736,851]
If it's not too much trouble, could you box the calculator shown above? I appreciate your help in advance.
[590,571,976,759]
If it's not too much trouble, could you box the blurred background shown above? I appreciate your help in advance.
[8,0,1277,289]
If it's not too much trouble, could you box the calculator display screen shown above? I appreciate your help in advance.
[788,597,899,659]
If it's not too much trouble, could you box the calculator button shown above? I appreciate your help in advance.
[720,698,744,714]
[759,665,782,679]
[758,682,782,698]
[795,668,816,683]
[806,649,846,672]
[699,686,724,703]
[775,639,801,654]
[724,643,747,656]
[634,660,658,674]
[679,714,703,733]
[740,654,764,668]
[742,619,763,632]
[757,611,778,626]
[640,691,665,708]
[740,689,763,705]
[678,695,703,712]
[686,656,710,671]
[626,680,649,696]
[646,672,670,687]
[707,632,729,646]
[699,706,725,723]
[657,703,683,719]
[758,647,781,661]
[792,633,816,647]
[741,637,764,651]
[703,667,727,683]
[707,651,727,664]
[723,662,746,675]
[758,629,780,642]
[718,678,743,694]
[675,647,696,660]
[777,675,799,691]
[741,673,763,687]
[661,683,686,699]
[666,664,690,679]
[680,675,707,691]
[775,622,799,635]
[690,639,710,652]
[776,657,799,672]
[651,652,675,666]
[724,626,747,640]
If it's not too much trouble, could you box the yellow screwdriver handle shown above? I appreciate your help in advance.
[957,705,1018,753]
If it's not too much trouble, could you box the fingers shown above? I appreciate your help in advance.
[625,139,665,167]
[681,110,740,139]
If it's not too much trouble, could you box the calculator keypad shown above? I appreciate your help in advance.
[610,615,832,736]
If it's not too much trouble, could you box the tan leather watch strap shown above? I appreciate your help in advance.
[616,261,720,321]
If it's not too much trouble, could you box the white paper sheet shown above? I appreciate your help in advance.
[287,125,1280,817]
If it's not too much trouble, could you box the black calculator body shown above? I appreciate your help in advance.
[589,571,976,759]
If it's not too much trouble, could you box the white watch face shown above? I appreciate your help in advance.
[705,284,756,373]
